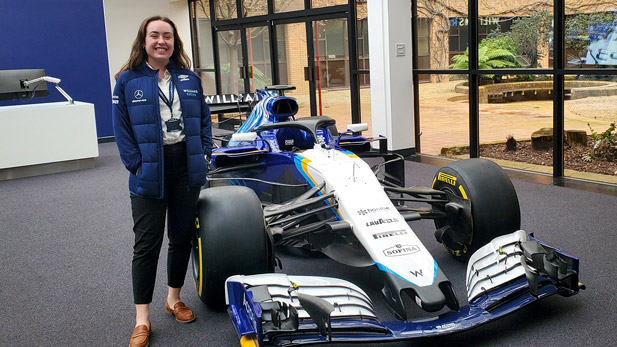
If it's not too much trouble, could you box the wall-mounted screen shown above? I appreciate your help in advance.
[0,69,49,101]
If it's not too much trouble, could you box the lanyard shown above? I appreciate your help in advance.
[158,80,175,119]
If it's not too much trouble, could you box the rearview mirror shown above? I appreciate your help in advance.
[346,123,368,133]
[231,132,258,142]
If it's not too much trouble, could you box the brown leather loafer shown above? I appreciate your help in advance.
[165,301,196,323]
[129,325,150,347]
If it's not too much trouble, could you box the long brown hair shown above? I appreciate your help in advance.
[115,15,192,80]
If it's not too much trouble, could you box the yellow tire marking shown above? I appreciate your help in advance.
[431,177,436,188]
[198,237,203,296]
[458,185,468,199]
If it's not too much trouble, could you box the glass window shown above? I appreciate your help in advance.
[477,2,553,69]
[242,0,267,17]
[275,0,304,13]
[190,1,216,94]
[356,0,369,67]
[246,26,273,91]
[218,30,245,94]
[478,74,553,174]
[214,0,238,20]
[311,0,348,9]
[564,74,617,182]
[418,74,469,157]
[564,2,617,68]
[417,0,468,70]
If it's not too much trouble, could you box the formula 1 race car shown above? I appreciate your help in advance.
[191,86,583,346]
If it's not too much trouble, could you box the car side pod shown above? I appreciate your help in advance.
[224,231,583,346]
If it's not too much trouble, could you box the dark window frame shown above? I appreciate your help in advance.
[412,0,617,180]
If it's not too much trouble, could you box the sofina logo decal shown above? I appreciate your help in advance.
[383,244,420,257]
[366,217,399,227]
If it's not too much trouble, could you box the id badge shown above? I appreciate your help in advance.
[166,118,183,132]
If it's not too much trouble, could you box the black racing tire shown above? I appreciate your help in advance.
[191,186,272,309]
[432,158,520,262]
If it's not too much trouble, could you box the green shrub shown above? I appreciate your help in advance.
[587,122,617,161]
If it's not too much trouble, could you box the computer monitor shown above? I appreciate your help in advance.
[0,69,49,101]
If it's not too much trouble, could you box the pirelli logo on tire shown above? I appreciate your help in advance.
[437,172,457,186]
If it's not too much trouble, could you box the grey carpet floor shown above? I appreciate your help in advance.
[1,142,615,346]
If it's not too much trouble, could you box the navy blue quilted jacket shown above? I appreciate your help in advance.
[112,62,212,198]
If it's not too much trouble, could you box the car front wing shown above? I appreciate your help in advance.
[225,230,582,346]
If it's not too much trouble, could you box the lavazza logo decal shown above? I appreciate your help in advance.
[365,217,398,227]
[357,206,391,216]
[383,244,420,257]
[373,230,408,239]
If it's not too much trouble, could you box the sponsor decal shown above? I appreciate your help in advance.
[243,294,259,333]
[409,269,423,277]
[183,89,198,97]
[372,230,408,239]
[383,244,420,257]
[178,74,190,82]
[285,139,294,145]
[437,172,457,186]
[131,90,147,103]
[436,322,460,330]
[366,217,399,227]
[204,93,262,104]
[112,95,119,104]
[357,206,391,216]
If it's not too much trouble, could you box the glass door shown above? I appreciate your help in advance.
[217,26,273,94]
[275,22,312,117]
[312,18,351,132]
[217,29,245,94]
[246,25,273,92]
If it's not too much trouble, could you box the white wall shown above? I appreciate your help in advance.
[367,0,415,152]
[102,0,192,92]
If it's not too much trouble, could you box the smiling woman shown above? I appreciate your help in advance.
[112,15,213,347]
[144,20,175,76]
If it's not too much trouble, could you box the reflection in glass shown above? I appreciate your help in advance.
[476,2,553,69]
[564,3,617,68]
[311,0,347,9]
[478,74,553,172]
[218,30,244,94]
[242,0,267,17]
[313,19,351,132]
[214,0,237,20]
[417,75,469,156]
[564,74,617,182]
[190,1,216,94]
[275,23,311,117]
[314,19,349,89]
[246,26,272,91]
[275,0,304,13]
[416,0,468,72]
[357,1,369,85]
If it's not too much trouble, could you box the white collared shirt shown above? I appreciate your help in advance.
[147,62,185,145]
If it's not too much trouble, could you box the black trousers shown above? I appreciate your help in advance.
[130,142,201,305]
